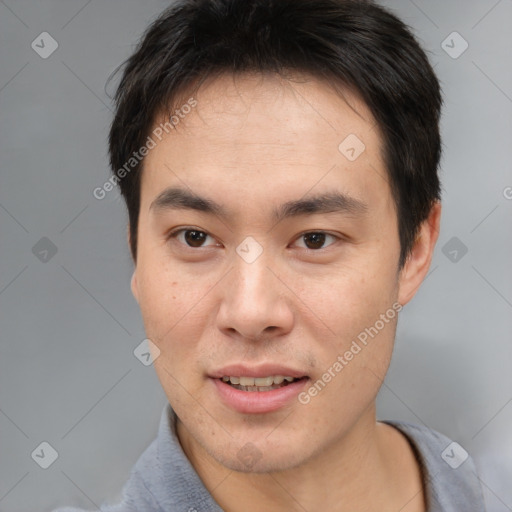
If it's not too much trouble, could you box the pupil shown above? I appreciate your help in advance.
[185,230,206,247]
[304,233,325,250]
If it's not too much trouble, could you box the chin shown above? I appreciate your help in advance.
[205,435,314,474]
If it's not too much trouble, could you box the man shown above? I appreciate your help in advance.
[56,0,486,510]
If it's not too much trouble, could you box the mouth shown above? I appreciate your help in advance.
[210,367,310,414]
[220,375,306,392]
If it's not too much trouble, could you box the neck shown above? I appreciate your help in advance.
[176,404,425,512]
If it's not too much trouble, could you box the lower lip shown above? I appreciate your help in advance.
[211,378,309,414]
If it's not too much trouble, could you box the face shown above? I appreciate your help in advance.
[131,72,417,473]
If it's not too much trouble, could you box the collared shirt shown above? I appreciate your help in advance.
[54,402,486,512]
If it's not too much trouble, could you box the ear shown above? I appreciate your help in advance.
[398,201,441,306]
[128,225,139,304]
[131,270,139,304]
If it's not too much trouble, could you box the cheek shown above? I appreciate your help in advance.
[136,261,207,349]
[138,272,210,402]
[300,258,397,333]
[298,255,398,387]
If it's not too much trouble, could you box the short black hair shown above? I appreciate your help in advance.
[108,0,443,269]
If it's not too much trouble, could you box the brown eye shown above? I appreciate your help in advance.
[295,232,337,250]
[183,230,207,247]
[303,232,327,250]
[167,228,218,248]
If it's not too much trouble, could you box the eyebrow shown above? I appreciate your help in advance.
[150,186,368,223]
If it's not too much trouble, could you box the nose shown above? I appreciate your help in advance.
[216,250,294,342]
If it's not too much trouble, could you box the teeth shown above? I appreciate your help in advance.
[222,375,297,386]
[239,376,255,386]
[254,377,273,386]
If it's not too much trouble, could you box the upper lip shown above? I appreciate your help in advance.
[209,364,308,379]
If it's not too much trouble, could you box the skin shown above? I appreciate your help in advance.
[130,72,441,512]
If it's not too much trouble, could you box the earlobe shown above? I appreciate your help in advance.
[398,202,442,306]
[127,226,139,303]
[131,271,139,303]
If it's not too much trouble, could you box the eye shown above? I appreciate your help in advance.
[167,228,220,248]
[293,231,339,250]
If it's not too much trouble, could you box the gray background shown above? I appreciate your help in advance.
[0,1,511,511]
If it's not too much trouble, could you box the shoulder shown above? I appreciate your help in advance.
[52,403,222,512]
[52,437,165,512]
[383,420,486,512]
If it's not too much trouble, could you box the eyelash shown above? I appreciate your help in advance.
[165,227,341,252]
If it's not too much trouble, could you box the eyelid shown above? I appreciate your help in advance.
[166,226,343,251]
[166,227,221,248]
[291,230,340,250]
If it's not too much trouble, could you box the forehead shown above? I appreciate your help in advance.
[140,72,390,215]
[165,71,380,152]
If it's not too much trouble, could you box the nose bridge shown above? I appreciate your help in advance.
[231,244,276,305]
[230,233,273,290]
[217,240,293,340]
